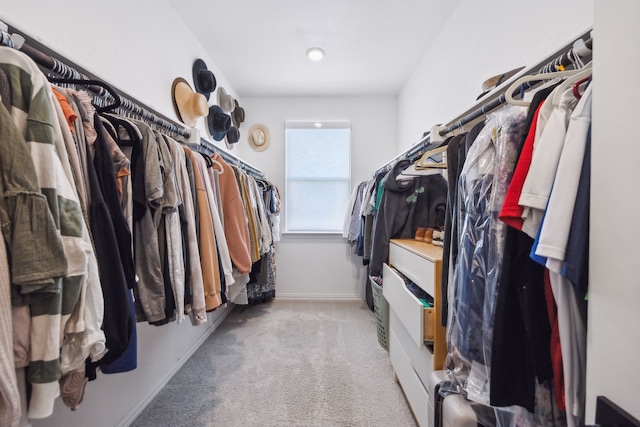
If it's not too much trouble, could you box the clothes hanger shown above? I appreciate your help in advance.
[550,61,592,105]
[198,151,213,168]
[505,67,588,107]
[99,116,119,142]
[102,112,139,146]
[210,157,224,174]
[48,77,122,113]
[573,76,591,99]
[416,144,447,169]
[397,162,442,182]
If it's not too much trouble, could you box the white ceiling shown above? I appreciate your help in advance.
[169,0,460,97]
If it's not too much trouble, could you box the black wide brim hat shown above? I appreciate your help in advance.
[207,105,232,141]
[192,59,217,101]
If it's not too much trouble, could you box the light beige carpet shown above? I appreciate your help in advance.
[132,300,417,427]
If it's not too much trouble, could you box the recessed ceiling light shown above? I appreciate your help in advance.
[306,47,325,61]
[314,122,323,128]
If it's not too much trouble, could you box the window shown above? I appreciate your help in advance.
[285,121,351,233]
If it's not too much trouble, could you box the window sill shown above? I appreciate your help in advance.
[282,231,344,239]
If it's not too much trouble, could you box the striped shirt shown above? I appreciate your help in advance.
[0,47,88,418]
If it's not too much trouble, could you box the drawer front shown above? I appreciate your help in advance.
[389,243,435,296]
[390,309,434,386]
[383,263,424,348]
[424,308,435,341]
[389,329,429,427]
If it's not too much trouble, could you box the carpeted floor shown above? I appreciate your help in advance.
[131,299,418,427]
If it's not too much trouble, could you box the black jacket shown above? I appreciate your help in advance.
[369,160,447,277]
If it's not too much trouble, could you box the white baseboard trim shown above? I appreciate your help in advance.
[277,293,362,300]
[116,305,234,427]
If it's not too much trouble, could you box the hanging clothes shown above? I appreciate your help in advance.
[0,36,279,423]
[442,73,593,426]
[519,88,580,239]
[186,150,223,311]
[211,153,252,275]
[369,159,447,277]
[48,86,110,405]
[152,130,180,324]
[448,105,528,407]
[343,180,368,253]
[246,178,279,304]
[202,156,235,295]
[89,115,137,374]
[128,120,165,322]
[532,83,592,427]
[181,146,208,324]
[440,130,476,326]
[82,117,132,372]
[0,103,27,427]
[490,87,557,413]
[0,46,97,419]
[210,153,252,305]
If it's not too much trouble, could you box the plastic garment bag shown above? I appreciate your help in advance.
[444,105,567,426]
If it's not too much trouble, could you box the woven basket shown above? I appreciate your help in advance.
[370,276,389,351]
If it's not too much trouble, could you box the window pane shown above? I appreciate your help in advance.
[285,123,351,233]
[286,129,350,179]
[287,180,350,232]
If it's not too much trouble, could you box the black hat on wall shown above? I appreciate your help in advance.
[207,105,232,141]
[192,59,217,100]
[225,126,240,150]
[232,100,245,128]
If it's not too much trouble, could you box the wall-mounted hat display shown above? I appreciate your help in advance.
[207,105,232,141]
[171,77,209,128]
[232,100,245,128]
[225,126,240,150]
[217,86,235,113]
[248,123,271,152]
[192,58,217,100]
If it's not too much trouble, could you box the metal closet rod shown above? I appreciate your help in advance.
[374,30,593,177]
[16,41,188,137]
[8,42,189,138]
[2,21,265,178]
[195,138,264,178]
[438,35,593,136]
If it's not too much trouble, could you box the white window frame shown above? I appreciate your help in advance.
[284,121,352,234]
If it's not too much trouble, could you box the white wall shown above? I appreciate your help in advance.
[587,0,640,423]
[237,96,397,298]
[0,1,240,426]
[1,0,239,152]
[397,0,594,153]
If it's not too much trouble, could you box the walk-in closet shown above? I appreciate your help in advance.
[1,1,638,426]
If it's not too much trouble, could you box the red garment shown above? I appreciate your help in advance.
[543,269,565,411]
[499,102,545,230]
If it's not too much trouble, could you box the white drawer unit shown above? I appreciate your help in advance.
[384,239,447,427]
[383,263,435,349]
[389,327,430,427]
[389,242,435,296]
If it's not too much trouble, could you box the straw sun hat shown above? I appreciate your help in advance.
[171,77,209,128]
